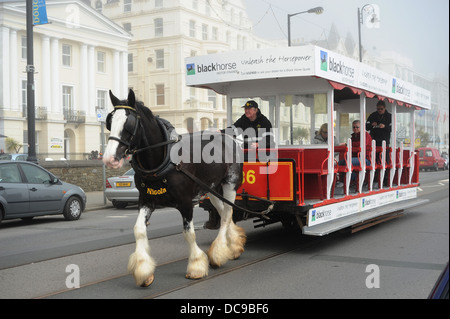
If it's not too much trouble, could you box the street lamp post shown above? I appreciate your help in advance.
[286,7,323,144]
[287,7,324,47]
[26,0,37,163]
[357,4,379,62]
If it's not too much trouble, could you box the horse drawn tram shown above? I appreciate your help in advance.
[185,45,431,236]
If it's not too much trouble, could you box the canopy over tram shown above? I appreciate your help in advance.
[185,45,431,111]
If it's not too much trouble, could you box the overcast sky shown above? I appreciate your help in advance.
[243,0,449,79]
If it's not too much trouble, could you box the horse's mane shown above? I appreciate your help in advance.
[135,100,154,120]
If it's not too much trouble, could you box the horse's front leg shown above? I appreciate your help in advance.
[128,205,156,287]
[182,208,209,279]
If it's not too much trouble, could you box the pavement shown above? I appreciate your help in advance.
[84,191,114,212]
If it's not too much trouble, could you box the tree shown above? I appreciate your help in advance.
[415,129,430,148]
[293,127,310,144]
[5,137,22,153]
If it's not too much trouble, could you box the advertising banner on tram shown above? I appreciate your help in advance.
[186,46,315,85]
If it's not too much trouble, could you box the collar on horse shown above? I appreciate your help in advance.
[131,117,180,180]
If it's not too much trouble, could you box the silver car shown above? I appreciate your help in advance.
[105,168,139,209]
[0,161,86,224]
[0,153,28,161]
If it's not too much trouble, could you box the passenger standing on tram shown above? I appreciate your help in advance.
[366,100,392,163]
[338,120,372,184]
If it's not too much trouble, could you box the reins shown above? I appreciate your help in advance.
[175,163,274,219]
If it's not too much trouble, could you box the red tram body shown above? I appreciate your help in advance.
[186,45,430,236]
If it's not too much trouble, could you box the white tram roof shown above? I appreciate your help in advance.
[185,45,431,110]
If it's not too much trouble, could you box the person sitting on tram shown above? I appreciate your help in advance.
[338,120,372,185]
[313,123,339,145]
[225,100,273,149]
[205,100,273,230]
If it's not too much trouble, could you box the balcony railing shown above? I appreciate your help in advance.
[22,106,48,120]
[63,109,86,123]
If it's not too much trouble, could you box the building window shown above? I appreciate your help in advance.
[155,0,163,8]
[202,24,208,40]
[97,90,107,109]
[97,51,105,72]
[212,27,218,41]
[124,0,132,12]
[21,80,27,115]
[128,53,133,72]
[95,0,102,12]
[154,18,163,37]
[155,49,164,69]
[208,90,217,109]
[123,22,131,32]
[62,44,72,67]
[62,86,74,111]
[189,20,196,38]
[21,36,27,59]
[156,84,165,105]
[192,0,198,10]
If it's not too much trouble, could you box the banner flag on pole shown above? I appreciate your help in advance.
[32,0,48,26]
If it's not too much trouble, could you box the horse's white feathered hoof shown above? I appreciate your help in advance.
[186,250,209,279]
[140,274,155,287]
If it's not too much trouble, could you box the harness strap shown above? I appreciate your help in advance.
[175,163,273,219]
[133,136,180,154]
[114,105,136,112]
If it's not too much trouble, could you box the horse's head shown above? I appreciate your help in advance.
[103,89,139,169]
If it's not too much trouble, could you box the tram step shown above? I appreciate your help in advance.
[302,198,429,236]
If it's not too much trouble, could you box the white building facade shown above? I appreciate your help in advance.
[91,0,276,132]
[0,0,131,159]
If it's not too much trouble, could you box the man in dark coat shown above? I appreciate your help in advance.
[366,100,392,147]
[228,100,273,149]
[205,100,273,229]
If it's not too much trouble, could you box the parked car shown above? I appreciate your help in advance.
[442,153,449,170]
[105,168,138,209]
[428,262,449,299]
[0,161,86,224]
[417,147,446,171]
[0,153,28,161]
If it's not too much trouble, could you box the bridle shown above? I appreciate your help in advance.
[106,105,140,155]
[106,105,179,157]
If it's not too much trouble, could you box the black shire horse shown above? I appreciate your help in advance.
[103,90,246,287]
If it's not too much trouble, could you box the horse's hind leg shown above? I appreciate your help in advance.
[128,206,156,287]
[222,184,246,260]
[182,212,209,279]
[207,183,245,267]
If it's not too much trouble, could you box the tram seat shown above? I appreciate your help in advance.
[352,146,374,193]
[303,148,332,200]
[375,143,388,188]
[335,144,350,195]
[401,149,415,184]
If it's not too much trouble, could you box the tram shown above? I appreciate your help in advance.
[185,45,431,236]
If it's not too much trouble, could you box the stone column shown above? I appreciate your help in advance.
[51,37,60,113]
[41,36,51,112]
[1,26,11,110]
[10,28,19,111]
[80,44,88,114]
